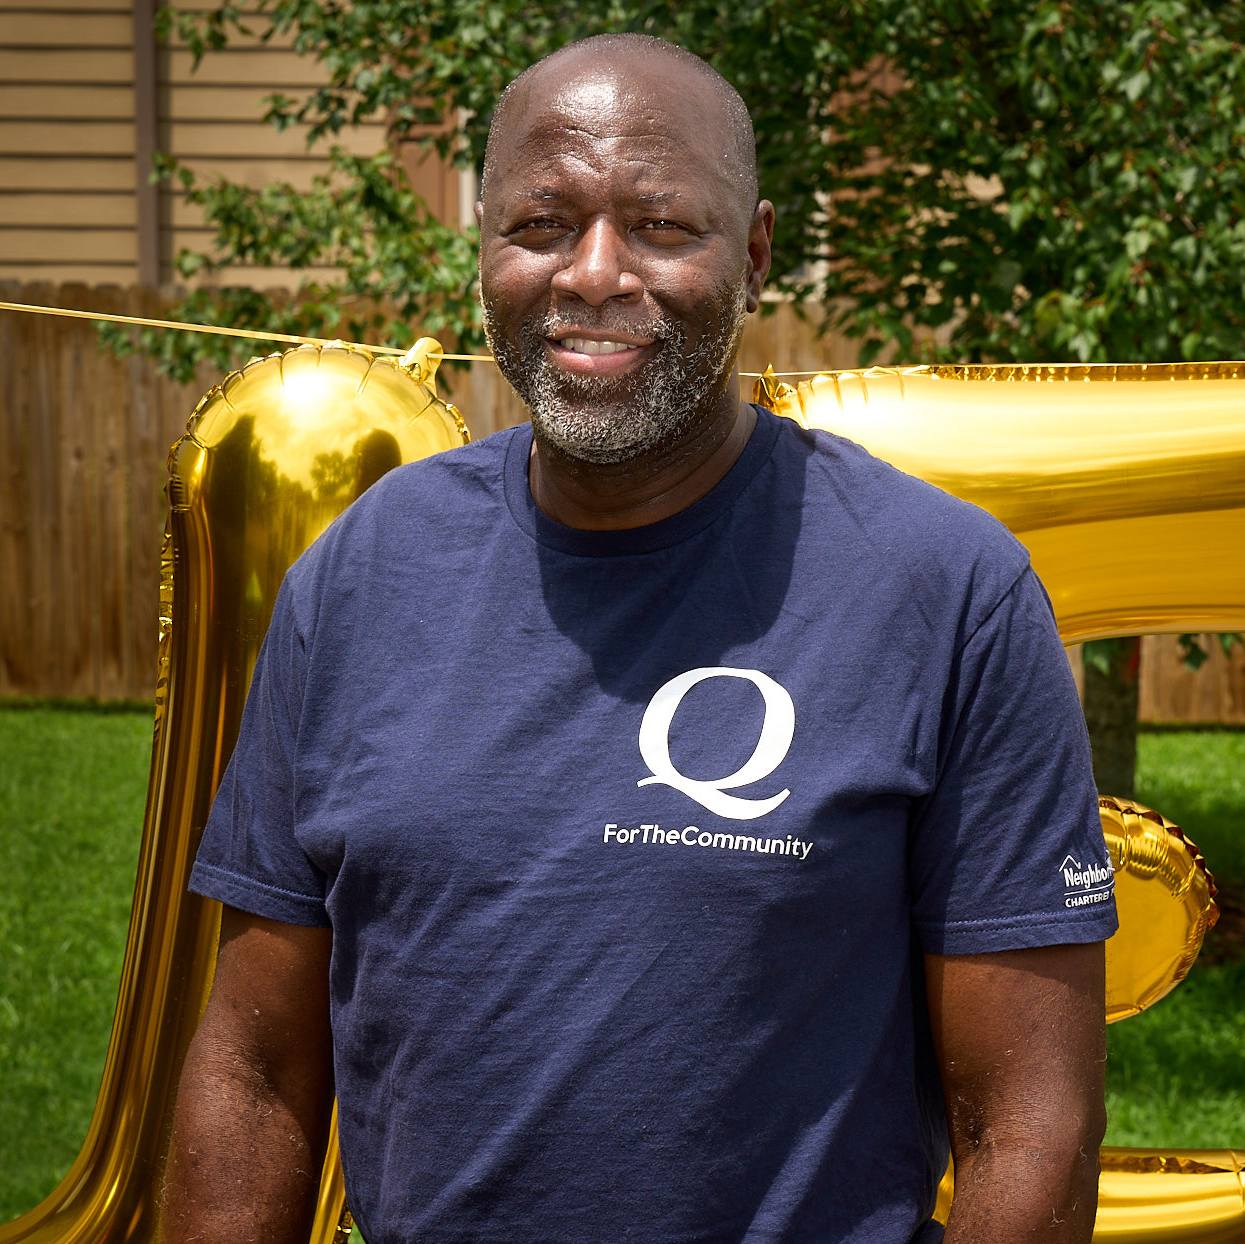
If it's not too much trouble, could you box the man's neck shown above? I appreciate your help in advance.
[528,394,757,531]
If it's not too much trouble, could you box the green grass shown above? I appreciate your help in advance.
[1137,729,1245,889]
[1104,959,1245,1147]
[1101,730,1245,1149]
[0,706,152,1224]
[0,712,1240,1224]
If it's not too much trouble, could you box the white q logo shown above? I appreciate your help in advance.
[637,667,794,821]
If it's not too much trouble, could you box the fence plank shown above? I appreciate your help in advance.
[93,284,129,698]
[125,285,166,699]
[0,291,31,691]
[28,283,64,693]
[1140,634,1245,726]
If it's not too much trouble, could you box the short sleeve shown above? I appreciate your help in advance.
[910,567,1118,954]
[189,574,331,927]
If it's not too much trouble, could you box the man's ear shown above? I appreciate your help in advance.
[746,200,775,313]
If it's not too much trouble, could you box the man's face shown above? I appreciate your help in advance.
[477,59,770,464]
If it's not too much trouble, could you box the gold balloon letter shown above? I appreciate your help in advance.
[765,362,1245,1242]
[0,341,468,1244]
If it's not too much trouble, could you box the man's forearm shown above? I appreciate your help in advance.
[162,1041,329,1244]
[925,944,1108,1243]
[943,1139,1100,1243]
[161,911,334,1243]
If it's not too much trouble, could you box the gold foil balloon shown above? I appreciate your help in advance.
[762,362,1245,1242]
[0,340,468,1244]
[1100,797,1219,1024]
[762,362,1245,645]
[1096,1150,1245,1244]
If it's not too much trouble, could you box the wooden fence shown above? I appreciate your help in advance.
[2,281,1243,719]
[1,283,215,700]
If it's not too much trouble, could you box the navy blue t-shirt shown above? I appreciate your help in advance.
[192,409,1117,1244]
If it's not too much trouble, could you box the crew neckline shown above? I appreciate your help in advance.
[503,405,781,557]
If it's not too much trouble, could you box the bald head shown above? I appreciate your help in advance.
[473,31,774,469]
[481,35,758,214]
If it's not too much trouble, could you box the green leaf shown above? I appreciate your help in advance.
[1177,634,1209,672]
[1122,70,1150,102]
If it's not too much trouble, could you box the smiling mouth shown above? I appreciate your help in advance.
[544,333,659,378]
[558,337,645,356]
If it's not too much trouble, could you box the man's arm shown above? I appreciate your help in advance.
[925,942,1107,1243]
[162,906,334,1244]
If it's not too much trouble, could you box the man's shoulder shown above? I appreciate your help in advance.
[340,422,518,524]
[363,422,520,509]
[763,411,1033,628]
[285,424,522,597]
[771,412,1026,558]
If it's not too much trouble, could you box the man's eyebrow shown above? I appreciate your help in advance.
[634,191,684,207]
[507,188,685,212]
[514,186,565,204]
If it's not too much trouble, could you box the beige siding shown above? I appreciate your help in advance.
[0,193,135,226]
[169,155,337,188]
[157,8,384,282]
[0,10,132,43]
[0,263,136,282]
[0,156,135,190]
[0,228,137,263]
[3,120,135,154]
[0,4,137,283]
[0,49,134,80]
[0,84,133,117]
[0,1,460,287]
[0,0,128,8]
[164,47,333,87]
[167,83,323,120]
[163,119,386,159]
[399,119,469,230]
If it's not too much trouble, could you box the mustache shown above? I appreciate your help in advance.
[535,310,681,343]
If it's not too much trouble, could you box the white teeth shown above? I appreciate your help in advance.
[562,337,635,356]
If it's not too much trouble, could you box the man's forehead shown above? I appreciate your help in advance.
[511,51,726,139]
[516,45,713,113]
[505,111,713,175]
[489,65,733,187]
[538,72,632,124]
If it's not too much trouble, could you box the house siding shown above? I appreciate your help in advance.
[0,0,458,287]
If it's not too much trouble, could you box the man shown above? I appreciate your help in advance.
[165,34,1117,1244]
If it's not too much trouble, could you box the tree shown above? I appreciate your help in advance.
[115,0,1245,792]
[815,0,1245,798]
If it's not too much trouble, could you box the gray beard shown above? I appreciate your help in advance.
[482,284,749,465]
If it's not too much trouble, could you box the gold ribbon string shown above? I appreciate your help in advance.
[0,300,492,363]
[0,299,839,377]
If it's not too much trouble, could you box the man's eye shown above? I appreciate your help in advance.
[510,218,567,240]
[638,220,693,243]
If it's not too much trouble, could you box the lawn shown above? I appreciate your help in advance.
[1106,729,1245,1148]
[0,705,152,1225]
[0,707,1241,1224]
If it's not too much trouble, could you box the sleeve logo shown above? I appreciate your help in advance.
[637,667,795,820]
[1060,853,1116,908]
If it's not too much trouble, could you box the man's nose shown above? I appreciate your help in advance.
[550,219,643,305]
